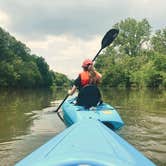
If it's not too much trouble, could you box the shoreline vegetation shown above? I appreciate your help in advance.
[95,18,166,89]
[0,27,71,89]
[0,18,165,89]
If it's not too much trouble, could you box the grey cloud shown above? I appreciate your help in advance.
[0,0,165,40]
[0,0,129,39]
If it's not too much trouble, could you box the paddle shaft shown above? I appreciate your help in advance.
[54,94,69,112]
[92,48,102,62]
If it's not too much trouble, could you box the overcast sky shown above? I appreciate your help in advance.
[0,0,165,78]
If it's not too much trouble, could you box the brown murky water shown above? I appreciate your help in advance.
[0,88,165,166]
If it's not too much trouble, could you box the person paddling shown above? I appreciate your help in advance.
[68,59,102,96]
[54,28,119,112]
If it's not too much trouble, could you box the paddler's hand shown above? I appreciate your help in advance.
[88,64,95,72]
[68,90,72,96]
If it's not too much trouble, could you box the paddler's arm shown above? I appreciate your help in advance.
[68,76,81,95]
[95,71,102,79]
[68,85,77,96]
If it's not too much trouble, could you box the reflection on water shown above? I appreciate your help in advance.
[0,89,50,142]
[0,88,66,166]
[0,88,165,166]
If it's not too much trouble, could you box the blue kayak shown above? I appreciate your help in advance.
[15,119,155,166]
[62,97,124,130]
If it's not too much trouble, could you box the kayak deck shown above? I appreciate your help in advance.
[62,97,124,130]
[15,119,155,166]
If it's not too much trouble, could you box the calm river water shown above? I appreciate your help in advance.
[0,88,165,166]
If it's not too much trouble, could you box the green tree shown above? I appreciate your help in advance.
[113,18,151,56]
[151,28,166,54]
[54,72,71,87]
[0,27,70,88]
[35,57,50,86]
[95,18,166,88]
[17,61,42,88]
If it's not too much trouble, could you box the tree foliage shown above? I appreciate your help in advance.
[151,28,166,54]
[1,18,165,89]
[95,18,166,88]
[0,27,70,88]
[113,18,151,56]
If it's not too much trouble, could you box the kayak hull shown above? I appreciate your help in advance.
[62,97,124,130]
[15,119,155,166]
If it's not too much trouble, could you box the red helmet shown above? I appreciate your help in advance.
[82,59,93,67]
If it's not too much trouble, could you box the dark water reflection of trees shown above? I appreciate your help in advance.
[0,88,66,142]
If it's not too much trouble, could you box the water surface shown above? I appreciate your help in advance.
[0,88,165,166]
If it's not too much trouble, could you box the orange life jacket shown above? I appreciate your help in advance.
[79,71,101,87]
[79,71,90,87]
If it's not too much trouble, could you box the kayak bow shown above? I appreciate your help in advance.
[15,119,155,166]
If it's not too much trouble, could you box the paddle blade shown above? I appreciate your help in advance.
[101,29,119,49]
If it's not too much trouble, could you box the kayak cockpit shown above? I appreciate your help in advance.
[62,97,124,130]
